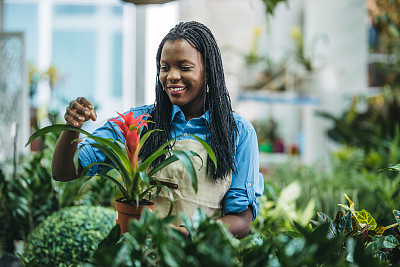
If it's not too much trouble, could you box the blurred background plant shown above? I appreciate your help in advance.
[262,0,288,16]
[260,147,400,229]
[0,129,117,255]
[21,205,115,266]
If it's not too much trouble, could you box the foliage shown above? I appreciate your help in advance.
[86,209,238,267]
[26,112,217,208]
[261,0,288,16]
[264,150,400,227]
[318,88,400,171]
[253,181,315,234]
[290,26,313,71]
[0,132,116,253]
[23,206,115,266]
[313,194,400,266]
[83,206,394,266]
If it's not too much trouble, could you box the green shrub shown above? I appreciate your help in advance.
[24,205,115,266]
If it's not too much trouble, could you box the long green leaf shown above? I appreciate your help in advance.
[137,135,182,172]
[138,171,150,188]
[89,143,132,191]
[132,129,162,161]
[80,161,118,179]
[147,151,200,177]
[188,134,217,171]
[27,124,135,177]
[97,174,130,200]
[169,150,198,192]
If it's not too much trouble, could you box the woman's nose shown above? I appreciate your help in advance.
[168,68,181,81]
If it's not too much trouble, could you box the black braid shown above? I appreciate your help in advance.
[139,21,238,180]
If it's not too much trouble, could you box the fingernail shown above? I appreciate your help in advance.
[79,116,84,121]
[73,122,78,126]
[85,110,90,115]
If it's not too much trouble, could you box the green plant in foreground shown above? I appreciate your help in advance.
[85,208,388,267]
[22,205,115,266]
[26,112,216,210]
[86,208,238,267]
[314,194,400,265]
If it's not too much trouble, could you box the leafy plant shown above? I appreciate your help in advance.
[318,85,400,170]
[84,207,392,266]
[86,208,238,267]
[26,112,217,209]
[23,205,115,266]
[253,181,315,234]
[261,0,288,16]
[313,194,400,266]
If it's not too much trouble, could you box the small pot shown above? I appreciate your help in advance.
[114,198,155,234]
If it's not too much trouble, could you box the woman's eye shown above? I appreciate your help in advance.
[160,66,168,71]
[181,66,191,71]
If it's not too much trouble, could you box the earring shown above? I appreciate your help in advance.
[206,86,209,93]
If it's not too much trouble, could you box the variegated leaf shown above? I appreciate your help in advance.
[357,209,377,230]
[393,210,400,231]
[317,212,337,239]
[383,235,399,249]
[339,211,353,236]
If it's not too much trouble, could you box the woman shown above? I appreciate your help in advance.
[52,21,263,238]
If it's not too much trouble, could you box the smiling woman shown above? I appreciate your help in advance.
[159,39,205,120]
[51,21,264,239]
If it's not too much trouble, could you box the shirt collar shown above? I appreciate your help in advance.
[171,105,210,122]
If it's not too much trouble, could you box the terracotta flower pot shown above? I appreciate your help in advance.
[114,198,155,234]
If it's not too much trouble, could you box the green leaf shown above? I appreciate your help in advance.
[356,209,377,230]
[97,173,129,200]
[317,212,337,239]
[393,210,400,231]
[138,171,150,188]
[383,235,399,249]
[380,163,400,172]
[147,150,200,177]
[188,134,217,171]
[170,150,198,193]
[338,211,353,236]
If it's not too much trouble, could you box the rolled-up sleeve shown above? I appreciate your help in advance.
[223,120,264,220]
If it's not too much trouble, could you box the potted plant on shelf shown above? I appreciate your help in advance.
[26,111,216,233]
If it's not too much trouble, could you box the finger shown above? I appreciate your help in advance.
[89,109,97,121]
[64,114,81,127]
[76,97,96,121]
[70,101,90,118]
[77,97,95,112]
[66,107,85,124]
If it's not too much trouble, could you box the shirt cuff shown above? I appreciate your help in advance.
[223,188,258,221]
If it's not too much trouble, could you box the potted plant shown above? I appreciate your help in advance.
[26,111,217,233]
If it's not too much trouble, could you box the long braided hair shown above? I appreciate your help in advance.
[139,21,238,180]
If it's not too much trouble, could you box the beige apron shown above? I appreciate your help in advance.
[151,139,232,226]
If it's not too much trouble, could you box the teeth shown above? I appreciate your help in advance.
[170,87,185,92]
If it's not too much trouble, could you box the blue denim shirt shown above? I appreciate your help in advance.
[79,104,264,220]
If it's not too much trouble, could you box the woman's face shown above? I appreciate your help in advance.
[159,39,205,120]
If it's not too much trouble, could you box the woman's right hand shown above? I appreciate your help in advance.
[64,97,97,127]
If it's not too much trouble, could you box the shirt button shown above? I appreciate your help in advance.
[247,183,252,187]
[184,133,188,137]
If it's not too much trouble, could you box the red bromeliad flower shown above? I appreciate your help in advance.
[109,112,150,171]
